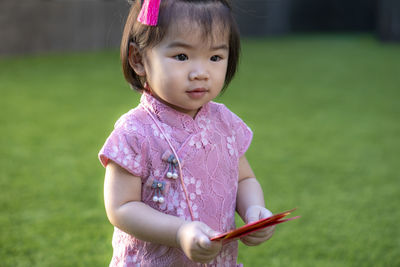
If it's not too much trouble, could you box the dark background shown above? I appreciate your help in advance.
[0,0,399,55]
[234,0,399,40]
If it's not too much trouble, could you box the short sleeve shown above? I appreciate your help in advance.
[98,121,147,178]
[218,103,253,157]
[231,112,253,157]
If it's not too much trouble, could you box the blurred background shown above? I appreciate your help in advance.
[1,0,399,266]
[0,0,399,55]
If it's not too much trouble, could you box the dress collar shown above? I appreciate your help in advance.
[139,92,210,131]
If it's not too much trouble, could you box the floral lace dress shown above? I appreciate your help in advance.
[99,92,252,267]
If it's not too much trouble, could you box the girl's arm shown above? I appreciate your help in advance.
[104,160,221,262]
[236,155,275,246]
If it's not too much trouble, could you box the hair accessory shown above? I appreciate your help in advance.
[137,0,161,26]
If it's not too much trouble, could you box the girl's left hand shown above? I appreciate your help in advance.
[240,205,275,246]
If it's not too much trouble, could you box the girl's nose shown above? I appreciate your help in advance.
[189,66,210,81]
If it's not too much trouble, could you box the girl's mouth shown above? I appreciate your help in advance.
[186,88,208,99]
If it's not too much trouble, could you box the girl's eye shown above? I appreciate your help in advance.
[174,54,188,61]
[210,55,222,62]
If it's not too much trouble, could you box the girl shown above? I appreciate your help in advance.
[99,0,275,265]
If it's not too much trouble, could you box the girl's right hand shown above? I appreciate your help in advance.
[177,221,222,263]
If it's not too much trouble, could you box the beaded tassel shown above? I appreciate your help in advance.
[151,180,165,203]
[166,154,178,179]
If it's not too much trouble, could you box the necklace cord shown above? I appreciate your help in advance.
[141,104,196,222]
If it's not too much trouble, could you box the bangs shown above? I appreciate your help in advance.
[159,1,231,45]
[140,0,233,49]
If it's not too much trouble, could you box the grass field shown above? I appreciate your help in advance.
[1,34,399,266]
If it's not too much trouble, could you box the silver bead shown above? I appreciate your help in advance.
[153,196,159,202]
[172,173,178,179]
[158,196,165,203]
[167,172,173,178]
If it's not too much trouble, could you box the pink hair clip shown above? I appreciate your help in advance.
[137,0,161,26]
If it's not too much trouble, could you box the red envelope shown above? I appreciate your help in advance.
[210,208,299,242]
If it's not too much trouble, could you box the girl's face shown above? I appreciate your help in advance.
[142,21,229,118]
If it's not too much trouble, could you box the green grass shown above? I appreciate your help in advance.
[1,34,399,266]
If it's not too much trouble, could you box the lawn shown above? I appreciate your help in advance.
[1,34,399,266]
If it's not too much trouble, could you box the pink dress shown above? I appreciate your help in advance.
[99,93,252,266]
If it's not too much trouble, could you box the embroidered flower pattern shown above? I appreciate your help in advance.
[163,176,201,220]
[189,115,212,149]
[183,176,201,219]
[227,132,238,157]
[110,139,141,173]
[197,115,212,131]
[151,123,172,140]
[208,248,233,267]
[125,120,138,132]
[189,131,209,149]
[166,188,189,220]
[167,188,180,212]
[111,143,132,166]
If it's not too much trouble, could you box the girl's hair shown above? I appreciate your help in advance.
[121,0,240,92]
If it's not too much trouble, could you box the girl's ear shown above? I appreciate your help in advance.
[128,43,146,76]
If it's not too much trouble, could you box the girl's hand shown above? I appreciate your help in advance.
[240,205,275,246]
[177,221,222,263]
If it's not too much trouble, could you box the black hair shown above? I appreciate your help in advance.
[121,0,240,92]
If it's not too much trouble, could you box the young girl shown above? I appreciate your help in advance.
[99,0,275,265]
